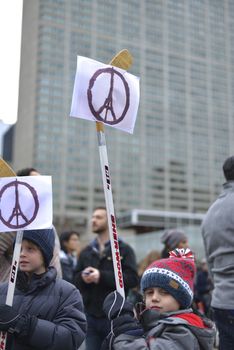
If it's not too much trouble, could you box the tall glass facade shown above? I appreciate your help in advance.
[13,0,234,232]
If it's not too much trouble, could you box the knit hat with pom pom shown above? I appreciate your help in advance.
[141,248,195,309]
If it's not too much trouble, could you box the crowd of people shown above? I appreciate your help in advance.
[1,155,234,349]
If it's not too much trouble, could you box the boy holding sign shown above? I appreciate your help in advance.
[0,228,87,350]
[102,249,215,350]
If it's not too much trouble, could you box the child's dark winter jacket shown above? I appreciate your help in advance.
[111,308,215,350]
[0,267,87,350]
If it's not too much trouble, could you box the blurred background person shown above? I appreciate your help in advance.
[0,232,15,282]
[60,230,81,284]
[127,249,161,306]
[137,250,161,278]
[161,228,189,258]
[194,258,213,317]
[16,167,40,176]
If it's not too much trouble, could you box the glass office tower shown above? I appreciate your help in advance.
[12,0,234,232]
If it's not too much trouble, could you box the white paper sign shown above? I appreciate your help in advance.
[70,56,140,134]
[0,176,52,232]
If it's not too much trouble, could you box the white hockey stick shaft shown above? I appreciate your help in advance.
[93,49,133,298]
[0,230,23,349]
[6,230,23,305]
[97,124,125,298]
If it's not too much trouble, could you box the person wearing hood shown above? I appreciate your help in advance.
[102,248,216,350]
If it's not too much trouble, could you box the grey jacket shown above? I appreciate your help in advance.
[112,309,215,350]
[0,267,87,350]
[201,181,234,309]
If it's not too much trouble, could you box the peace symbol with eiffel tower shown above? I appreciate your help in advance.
[0,179,39,229]
[87,67,130,125]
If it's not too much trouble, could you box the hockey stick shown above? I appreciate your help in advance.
[0,158,16,177]
[0,158,23,350]
[96,49,133,298]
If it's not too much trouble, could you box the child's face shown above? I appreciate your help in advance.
[144,287,180,313]
[19,240,46,276]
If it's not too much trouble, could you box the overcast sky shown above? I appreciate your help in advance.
[0,0,23,125]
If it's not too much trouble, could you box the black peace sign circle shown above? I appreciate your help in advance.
[0,179,39,229]
[87,67,130,125]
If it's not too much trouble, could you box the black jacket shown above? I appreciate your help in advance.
[75,238,139,318]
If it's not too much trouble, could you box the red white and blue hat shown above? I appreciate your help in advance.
[141,248,195,309]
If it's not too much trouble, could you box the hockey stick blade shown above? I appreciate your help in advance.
[0,158,16,177]
[109,49,133,70]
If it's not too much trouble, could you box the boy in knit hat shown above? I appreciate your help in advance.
[0,229,87,350]
[102,248,215,350]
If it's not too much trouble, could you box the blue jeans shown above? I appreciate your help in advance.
[85,313,111,350]
[213,308,234,350]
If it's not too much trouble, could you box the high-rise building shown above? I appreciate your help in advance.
[12,0,234,233]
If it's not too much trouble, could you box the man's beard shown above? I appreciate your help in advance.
[92,225,106,234]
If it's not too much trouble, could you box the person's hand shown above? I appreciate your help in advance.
[0,304,37,336]
[102,291,143,348]
[0,304,20,332]
[82,267,100,284]
[103,290,134,319]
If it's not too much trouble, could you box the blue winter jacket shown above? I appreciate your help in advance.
[0,267,87,350]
